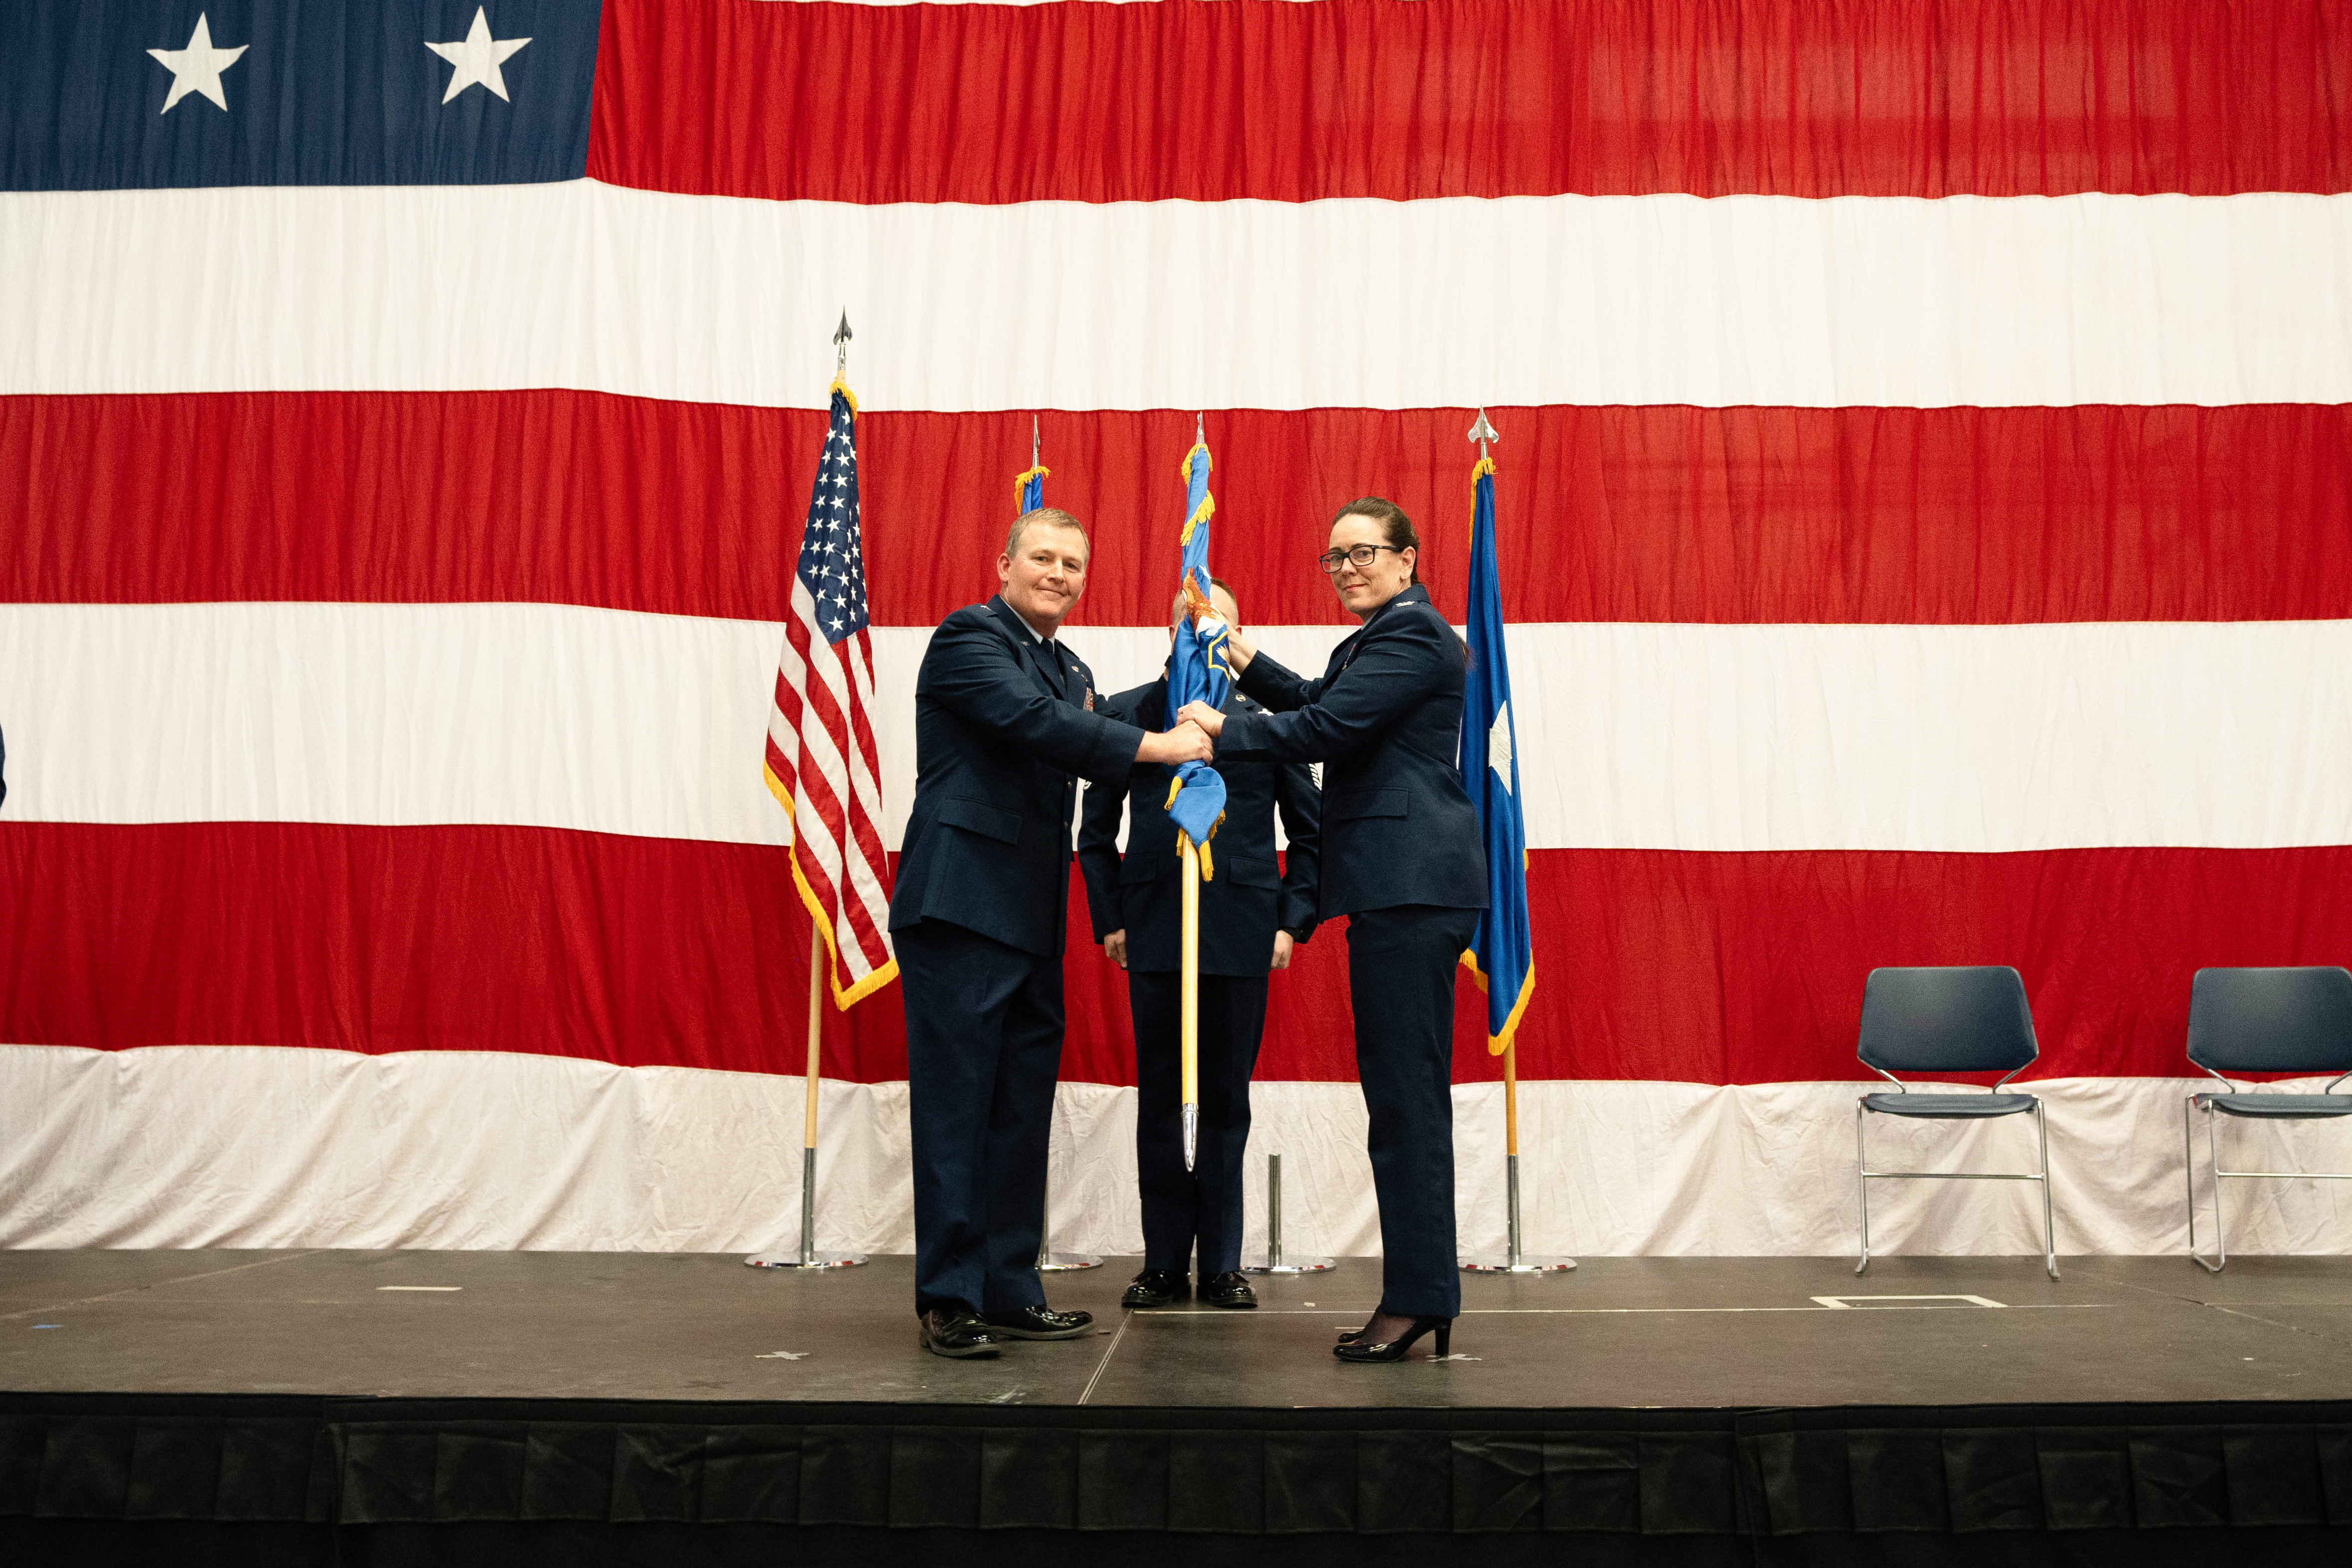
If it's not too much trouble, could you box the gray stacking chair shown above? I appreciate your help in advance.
[1855,966,2057,1280]
[2183,966,2352,1273]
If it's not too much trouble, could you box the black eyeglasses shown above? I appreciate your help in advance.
[1315,543,1406,574]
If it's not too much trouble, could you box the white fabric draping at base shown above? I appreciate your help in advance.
[5,1044,2350,1260]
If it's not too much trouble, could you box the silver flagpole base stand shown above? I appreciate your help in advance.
[1460,1153,1575,1273]
[1243,1153,1335,1274]
[1036,1170,1101,1271]
[748,1146,866,1268]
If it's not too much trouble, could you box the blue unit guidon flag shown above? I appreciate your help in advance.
[1459,452,1535,1055]
[1,0,599,190]
[764,383,897,1009]
[1165,437,1229,874]
[1015,436,1047,516]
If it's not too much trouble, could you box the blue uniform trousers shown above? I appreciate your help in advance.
[1348,903,1481,1318]
[1128,969,1268,1276]
[898,918,1062,1317]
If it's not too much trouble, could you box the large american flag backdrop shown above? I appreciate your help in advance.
[4,0,2352,1257]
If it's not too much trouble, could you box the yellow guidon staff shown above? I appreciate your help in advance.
[1165,416,1230,1171]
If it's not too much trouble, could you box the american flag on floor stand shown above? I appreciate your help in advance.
[752,317,894,1270]
[764,320,896,1012]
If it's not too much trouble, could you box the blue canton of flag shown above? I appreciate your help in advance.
[1459,454,1535,1053]
[1,0,599,191]
[1165,438,1229,872]
[801,393,869,639]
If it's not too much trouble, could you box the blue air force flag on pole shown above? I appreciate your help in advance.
[1459,450,1535,1053]
[1165,435,1229,871]
[1015,419,1048,514]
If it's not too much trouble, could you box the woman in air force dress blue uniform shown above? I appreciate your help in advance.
[1177,497,1487,1363]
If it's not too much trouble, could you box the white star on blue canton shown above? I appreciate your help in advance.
[148,13,248,114]
[426,7,531,104]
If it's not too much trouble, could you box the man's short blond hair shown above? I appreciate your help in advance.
[1006,506,1091,559]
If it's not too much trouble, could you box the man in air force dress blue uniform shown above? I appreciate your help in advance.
[891,507,1215,1358]
[1078,580,1321,1310]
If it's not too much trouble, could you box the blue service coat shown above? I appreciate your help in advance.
[1076,676,1322,976]
[1218,584,1487,919]
[887,596,1147,957]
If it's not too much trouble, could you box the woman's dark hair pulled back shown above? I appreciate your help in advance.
[1329,495,1468,665]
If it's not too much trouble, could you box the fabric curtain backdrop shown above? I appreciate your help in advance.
[3,0,2351,1252]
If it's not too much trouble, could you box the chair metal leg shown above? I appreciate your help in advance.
[2205,1105,2229,1273]
[2182,1096,2204,1269]
[2182,1097,2228,1273]
[1854,1099,1871,1276]
[2033,1099,2059,1280]
[2184,1096,2226,1273]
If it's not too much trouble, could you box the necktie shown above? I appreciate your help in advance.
[1033,638,1069,703]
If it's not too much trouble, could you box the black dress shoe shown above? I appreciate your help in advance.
[1197,1272,1257,1309]
[981,1304,1094,1340]
[1332,1315,1451,1363]
[1122,1269,1189,1309]
[917,1308,1003,1359]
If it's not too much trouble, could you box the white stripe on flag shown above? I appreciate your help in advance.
[7,604,2352,854]
[6,183,2350,409]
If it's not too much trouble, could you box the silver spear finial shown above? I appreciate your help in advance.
[834,311,852,378]
[1031,414,1040,470]
[1468,406,1498,461]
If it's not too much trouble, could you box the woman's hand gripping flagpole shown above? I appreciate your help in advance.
[1166,418,1230,1171]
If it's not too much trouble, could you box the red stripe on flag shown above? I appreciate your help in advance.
[589,0,2352,203]
[779,705,889,976]
[13,393,2352,628]
[840,632,893,874]
[8,824,2349,1087]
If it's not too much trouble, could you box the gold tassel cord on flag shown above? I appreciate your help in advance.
[1177,443,1215,544]
[1163,776,1225,882]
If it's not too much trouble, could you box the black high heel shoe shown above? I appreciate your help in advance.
[1331,1316,1451,1362]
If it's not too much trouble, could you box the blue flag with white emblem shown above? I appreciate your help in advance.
[1165,436,1228,871]
[1459,452,1534,1053]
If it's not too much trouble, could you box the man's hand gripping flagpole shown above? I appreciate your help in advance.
[1167,415,1230,1172]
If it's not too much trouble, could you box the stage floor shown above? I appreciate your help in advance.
[6,1248,2352,1409]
